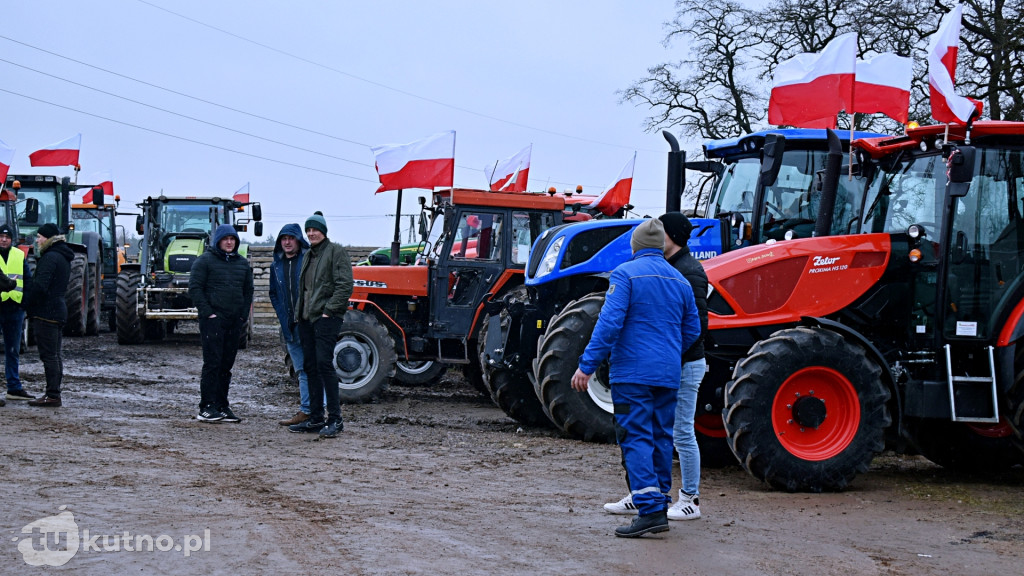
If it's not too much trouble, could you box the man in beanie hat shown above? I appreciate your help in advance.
[573,218,701,537]
[604,212,708,521]
[23,223,74,407]
[0,223,30,406]
[189,224,255,422]
[289,211,353,439]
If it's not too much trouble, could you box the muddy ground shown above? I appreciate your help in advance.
[2,324,1024,575]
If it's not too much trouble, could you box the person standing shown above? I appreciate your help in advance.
[23,223,73,407]
[189,224,254,423]
[572,218,700,538]
[288,212,352,439]
[269,223,314,426]
[0,224,32,404]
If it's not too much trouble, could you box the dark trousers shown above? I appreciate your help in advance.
[33,318,64,399]
[1,308,25,391]
[298,316,343,425]
[198,316,242,410]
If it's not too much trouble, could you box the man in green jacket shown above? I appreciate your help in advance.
[289,212,353,438]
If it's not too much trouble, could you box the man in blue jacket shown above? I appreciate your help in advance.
[269,223,313,426]
[572,218,700,537]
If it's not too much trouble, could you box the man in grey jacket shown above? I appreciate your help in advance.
[288,212,353,438]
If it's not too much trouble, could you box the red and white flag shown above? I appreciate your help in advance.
[372,130,455,193]
[768,33,857,128]
[852,53,913,123]
[0,139,15,183]
[586,153,635,217]
[81,169,114,203]
[486,144,531,192]
[928,4,982,124]
[29,133,81,167]
[233,182,250,203]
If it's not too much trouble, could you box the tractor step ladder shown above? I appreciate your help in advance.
[945,344,999,423]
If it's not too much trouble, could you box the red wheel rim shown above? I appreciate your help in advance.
[695,413,727,438]
[967,419,1014,438]
[772,366,860,461]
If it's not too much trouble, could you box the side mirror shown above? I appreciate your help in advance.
[92,187,105,207]
[948,146,976,184]
[759,134,787,188]
[418,213,428,241]
[251,203,262,221]
[136,215,144,235]
[24,198,39,224]
[255,221,264,237]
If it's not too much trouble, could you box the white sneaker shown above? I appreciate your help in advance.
[667,490,701,521]
[603,494,638,515]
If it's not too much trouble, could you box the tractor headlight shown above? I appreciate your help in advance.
[534,236,564,278]
[907,224,926,239]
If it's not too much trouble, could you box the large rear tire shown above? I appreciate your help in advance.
[533,293,615,442]
[333,310,397,403]
[116,270,145,345]
[725,327,890,492]
[394,360,448,386]
[64,253,88,337]
[85,263,100,336]
[461,347,490,397]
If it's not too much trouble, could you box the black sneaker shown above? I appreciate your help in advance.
[220,407,242,423]
[614,510,669,538]
[289,419,326,433]
[197,407,226,422]
[319,420,343,438]
[6,389,33,401]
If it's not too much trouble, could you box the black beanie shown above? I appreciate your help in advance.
[658,212,694,247]
[0,223,13,238]
[37,223,61,239]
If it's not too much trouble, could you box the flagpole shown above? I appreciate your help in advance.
[849,116,855,180]
[391,189,403,266]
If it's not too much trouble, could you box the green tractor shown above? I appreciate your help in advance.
[116,195,262,345]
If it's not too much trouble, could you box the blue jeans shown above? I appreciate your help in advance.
[674,358,706,497]
[1,308,25,391]
[284,337,313,414]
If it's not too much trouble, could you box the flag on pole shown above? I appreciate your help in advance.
[0,139,15,183]
[233,182,250,203]
[586,153,636,216]
[852,53,913,124]
[486,144,532,192]
[928,4,983,124]
[29,134,82,167]
[81,169,114,203]
[372,130,455,193]
[768,33,857,128]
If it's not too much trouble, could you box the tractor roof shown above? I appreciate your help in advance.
[856,121,1024,158]
[435,188,568,211]
[705,128,889,160]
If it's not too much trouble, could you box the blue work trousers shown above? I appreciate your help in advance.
[1,308,24,391]
[612,382,676,516]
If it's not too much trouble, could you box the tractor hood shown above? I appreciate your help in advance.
[165,237,205,274]
[352,265,429,299]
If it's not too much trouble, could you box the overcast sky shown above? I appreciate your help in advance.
[2,0,713,246]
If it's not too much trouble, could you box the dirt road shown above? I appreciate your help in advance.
[2,324,1023,575]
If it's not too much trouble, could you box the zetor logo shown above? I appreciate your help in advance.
[812,255,840,267]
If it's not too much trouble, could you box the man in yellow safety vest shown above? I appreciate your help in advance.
[0,223,30,406]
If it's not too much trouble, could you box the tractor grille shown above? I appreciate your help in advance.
[168,254,197,273]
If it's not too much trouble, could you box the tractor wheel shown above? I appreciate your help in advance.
[64,253,88,337]
[461,346,490,397]
[695,413,739,468]
[534,292,615,443]
[115,270,145,345]
[85,263,100,336]
[905,418,1024,474]
[1004,341,1024,446]
[107,310,116,332]
[238,306,253,350]
[332,310,397,403]
[394,360,448,386]
[725,327,890,492]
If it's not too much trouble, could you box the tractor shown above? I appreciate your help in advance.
[116,195,262,345]
[72,194,125,331]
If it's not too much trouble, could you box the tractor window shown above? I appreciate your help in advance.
[450,212,503,260]
[709,157,758,219]
[511,211,556,265]
[17,185,63,238]
[758,150,830,241]
[863,154,945,236]
[158,203,225,235]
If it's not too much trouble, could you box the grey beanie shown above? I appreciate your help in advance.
[630,218,665,253]
[305,212,328,235]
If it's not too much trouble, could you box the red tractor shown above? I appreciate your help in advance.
[705,122,1024,491]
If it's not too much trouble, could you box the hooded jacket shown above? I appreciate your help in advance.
[23,235,75,323]
[269,223,308,342]
[188,224,254,321]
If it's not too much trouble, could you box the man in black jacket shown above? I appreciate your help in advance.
[188,224,254,423]
[23,223,74,407]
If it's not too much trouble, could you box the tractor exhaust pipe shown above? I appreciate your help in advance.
[813,129,843,238]
[664,131,684,213]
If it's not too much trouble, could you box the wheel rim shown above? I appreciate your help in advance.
[695,413,727,438]
[586,363,613,413]
[967,419,1014,439]
[333,334,379,391]
[397,360,434,376]
[772,366,860,461]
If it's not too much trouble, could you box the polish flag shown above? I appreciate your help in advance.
[928,4,983,124]
[233,182,250,203]
[486,144,532,192]
[372,130,455,193]
[0,139,15,183]
[852,53,913,123]
[81,170,114,203]
[29,133,81,167]
[768,33,857,128]
[586,153,635,217]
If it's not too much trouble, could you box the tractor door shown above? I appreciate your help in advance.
[429,208,507,344]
